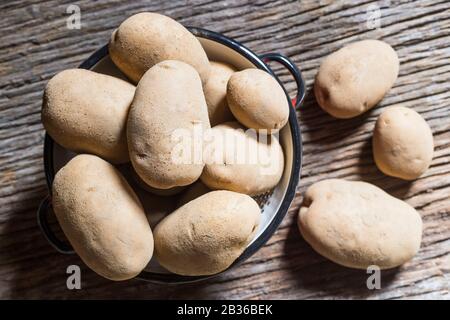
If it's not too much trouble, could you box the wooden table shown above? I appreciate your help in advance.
[1,0,449,299]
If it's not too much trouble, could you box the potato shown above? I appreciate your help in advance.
[227,68,289,131]
[127,60,210,189]
[204,61,236,126]
[52,154,153,281]
[298,179,422,269]
[42,69,134,163]
[314,40,399,118]
[154,190,260,275]
[201,122,284,196]
[373,106,434,180]
[109,12,210,84]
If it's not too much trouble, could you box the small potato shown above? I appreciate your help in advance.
[298,179,422,269]
[201,122,284,196]
[154,190,260,275]
[109,12,210,84]
[314,40,399,118]
[203,61,236,126]
[373,106,434,180]
[227,68,289,131]
[42,69,134,163]
[127,60,210,189]
[52,154,153,281]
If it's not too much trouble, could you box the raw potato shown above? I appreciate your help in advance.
[227,68,289,131]
[52,154,154,281]
[42,69,134,163]
[204,61,236,126]
[298,179,422,269]
[201,122,284,196]
[314,40,399,118]
[127,60,210,189]
[373,106,434,180]
[154,190,261,275]
[109,12,210,84]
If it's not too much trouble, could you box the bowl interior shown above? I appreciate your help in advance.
[50,35,294,276]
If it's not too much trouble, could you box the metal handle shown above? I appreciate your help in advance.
[37,195,75,254]
[260,53,306,109]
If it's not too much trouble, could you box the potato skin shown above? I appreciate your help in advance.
[42,69,134,163]
[200,122,284,196]
[109,12,210,84]
[314,40,399,118]
[127,60,210,189]
[154,190,261,276]
[373,106,434,180]
[298,179,422,269]
[227,68,289,131]
[204,61,236,126]
[52,154,154,281]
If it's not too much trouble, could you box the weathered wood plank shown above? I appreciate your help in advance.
[0,0,449,299]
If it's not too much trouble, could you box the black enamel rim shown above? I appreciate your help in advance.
[259,52,306,110]
[41,27,303,284]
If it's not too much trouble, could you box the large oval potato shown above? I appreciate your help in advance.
[298,179,422,269]
[154,190,261,275]
[373,106,434,180]
[204,61,236,126]
[314,40,399,118]
[109,12,210,84]
[127,60,210,189]
[52,154,154,281]
[201,122,284,196]
[227,68,289,131]
[42,69,134,163]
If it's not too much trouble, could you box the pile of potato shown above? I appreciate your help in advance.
[41,11,433,280]
[41,12,289,280]
[299,40,433,270]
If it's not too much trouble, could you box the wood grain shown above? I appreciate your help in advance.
[0,0,449,299]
